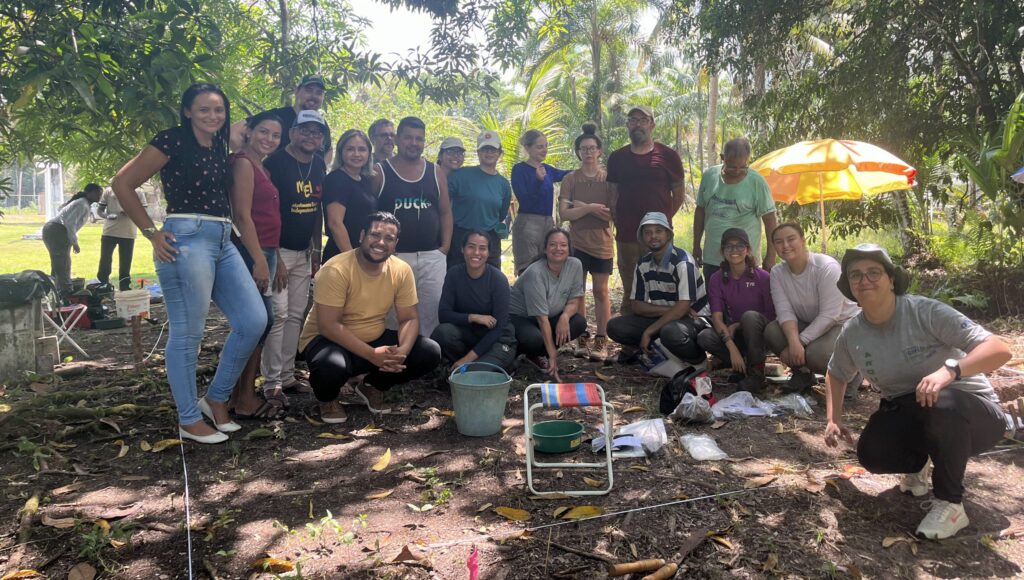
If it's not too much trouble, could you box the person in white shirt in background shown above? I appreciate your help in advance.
[95,188,149,290]
[42,183,103,302]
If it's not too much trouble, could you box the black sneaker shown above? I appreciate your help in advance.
[616,348,641,365]
[783,370,817,393]
[736,373,766,393]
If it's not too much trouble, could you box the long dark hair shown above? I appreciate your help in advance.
[61,183,102,209]
[529,227,573,266]
[178,83,232,195]
[719,255,757,285]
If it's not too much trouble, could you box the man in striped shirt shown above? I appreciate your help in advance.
[608,212,710,365]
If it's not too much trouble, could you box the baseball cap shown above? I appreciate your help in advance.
[439,137,466,152]
[477,131,502,150]
[636,211,673,243]
[297,75,326,90]
[720,227,751,248]
[293,110,327,128]
[627,105,655,120]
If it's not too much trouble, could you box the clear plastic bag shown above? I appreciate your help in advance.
[679,433,729,461]
[771,393,815,417]
[671,392,714,424]
[711,391,778,420]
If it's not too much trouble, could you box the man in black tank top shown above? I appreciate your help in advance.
[374,116,453,337]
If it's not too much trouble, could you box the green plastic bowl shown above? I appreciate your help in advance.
[532,420,584,453]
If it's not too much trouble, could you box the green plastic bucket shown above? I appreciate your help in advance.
[532,420,584,453]
[448,362,513,437]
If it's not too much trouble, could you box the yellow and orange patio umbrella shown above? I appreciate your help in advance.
[750,139,916,251]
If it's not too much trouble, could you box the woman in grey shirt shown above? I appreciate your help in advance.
[510,228,587,381]
[824,243,1010,541]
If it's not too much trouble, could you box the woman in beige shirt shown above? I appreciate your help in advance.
[557,122,618,361]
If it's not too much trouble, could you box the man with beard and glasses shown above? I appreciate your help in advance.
[607,212,709,366]
[298,212,441,423]
[368,118,396,164]
[231,75,334,165]
[373,116,453,337]
[260,110,328,409]
[606,105,685,317]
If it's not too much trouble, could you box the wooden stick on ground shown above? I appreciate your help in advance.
[546,540,614,564]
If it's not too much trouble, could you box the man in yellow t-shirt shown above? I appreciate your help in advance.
[299,211,441,423]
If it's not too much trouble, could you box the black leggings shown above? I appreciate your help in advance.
[856,389,1005,503]
[512,313,587,357]
[303,331,441,402]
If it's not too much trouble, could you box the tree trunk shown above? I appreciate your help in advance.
[276,0,291,102]
[705,72,719,163]
[697,82,704,170]
[589,2,602,133]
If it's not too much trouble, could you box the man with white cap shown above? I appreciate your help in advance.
[261,109,329,407]
[607,211,709,366]
[231,74,333,165]
[437,137,467,173]
[606,105,685,316]
[445,131,512,269]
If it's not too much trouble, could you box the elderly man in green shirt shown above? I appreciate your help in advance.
[693,137,778,281]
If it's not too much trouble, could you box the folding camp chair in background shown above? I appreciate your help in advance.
[524,382,614,496]
[41,298,89,359]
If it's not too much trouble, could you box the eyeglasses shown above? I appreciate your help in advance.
[626,116,651,126]
[722,244,748,253]
[847,268,885,284]
[297,127,325,138]
[579,146,600,153]
[443,149,466,156]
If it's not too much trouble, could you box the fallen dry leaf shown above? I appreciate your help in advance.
[594,370,615,381]
[762,552,779,572]
[371,448,392,471]
[476,503,493,513]
[365,489,394,500]
[559,505,604,520]
[139,440,152,452]
[96,519,110,536]
[709,535,736,550]
[623,405,647,414]
[121,475,149,482]
[774,422,785,434]
[494,506,531,521]
[109,538,126,549]
[583,477,605,488]
[251,557,294,573]
[40,514,76,529]
[51,482,84,496]
[99,418,121,433]
[0,571,42,580]
[67,562,97,580]
[800,479,826,494]
[317,432,351,440]
[628,465,650,472]
[838,465,866,480]
[304,414,324,426]
[115,441,129,459]
[711,420,727,429]
[552,506,571,519]
[392,544,429,564]
[881,536,904,548]
[29,382,51,395]
[150,439,183,452]
[243,428,275,440]
[744,475,777,489]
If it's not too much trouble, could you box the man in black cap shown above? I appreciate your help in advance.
[231,75,334,165]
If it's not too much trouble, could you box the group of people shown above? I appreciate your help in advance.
[96,76,1009,541]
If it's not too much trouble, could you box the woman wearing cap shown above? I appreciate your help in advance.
[322,129,377,262]
[42,183,104,303]
[557,122,617,362]
[446,131,513,269]
[437,138,466,173]
[824,243,1010,540]
[511,130,572,274]
[509,228,587,381]
[112,83,267,444]
[764,222,860,393]
[696,228,775,392]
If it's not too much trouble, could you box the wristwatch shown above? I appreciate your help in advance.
[943,358,961,380]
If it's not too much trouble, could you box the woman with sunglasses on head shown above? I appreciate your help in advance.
[322,129,377,263]
[557,122,617,362]
[112,83,267,444]
[824,243,1010,540]
[696,228,775,392]
[764,222,860,394]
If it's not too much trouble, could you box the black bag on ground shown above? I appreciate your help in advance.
[659,365,714,415]
[0,270,57,307]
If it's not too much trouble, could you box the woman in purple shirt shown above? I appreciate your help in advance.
[696,228,775,392]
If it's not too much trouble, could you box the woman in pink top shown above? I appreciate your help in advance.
[696,228,775,392]
[228,110,285,419]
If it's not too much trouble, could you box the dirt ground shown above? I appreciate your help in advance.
[1,304,1022,580]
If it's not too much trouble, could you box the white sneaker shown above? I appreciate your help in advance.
[898,459,931,497]
[916,499,969,539]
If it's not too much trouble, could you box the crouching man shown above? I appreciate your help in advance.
[608,211,710,365]
[298,211,441,423]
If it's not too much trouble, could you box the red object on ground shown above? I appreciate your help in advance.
[467,547,479,580]
[48,305,92,330]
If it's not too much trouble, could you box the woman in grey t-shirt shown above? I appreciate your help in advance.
[823,244,1010,541]
[509,228,587,381]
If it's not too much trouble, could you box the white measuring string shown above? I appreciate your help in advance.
[178,438,195,580]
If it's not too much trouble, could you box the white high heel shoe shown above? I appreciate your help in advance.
[178,426,229,444]
[197,398,242,433]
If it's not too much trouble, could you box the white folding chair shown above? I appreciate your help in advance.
[42,302,89,358]
[524,382,614,496]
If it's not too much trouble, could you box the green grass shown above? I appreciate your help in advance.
[0,221,156,285]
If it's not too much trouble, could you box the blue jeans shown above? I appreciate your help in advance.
[157,217,267,425]
[234,241,278,344]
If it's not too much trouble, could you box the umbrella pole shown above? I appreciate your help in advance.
[819,174,827,253]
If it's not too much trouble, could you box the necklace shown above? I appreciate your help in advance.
[296,157,313,183]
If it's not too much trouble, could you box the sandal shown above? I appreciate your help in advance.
[282,378,314,395]
[263,386,290,410]
[231,399,286,421]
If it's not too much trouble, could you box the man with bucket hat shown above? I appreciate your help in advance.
[607,211,709,365]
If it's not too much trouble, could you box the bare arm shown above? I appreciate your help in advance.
[315,303,392,368]
[394,303,421,356]
[692,206,706,264]
[761,211,778,269]
[639,300,692,349]
[670,182,686,215]
[111,145,177,262]
[437,173,453,254]
[916,335,1012,407]
[229,120,247,152]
